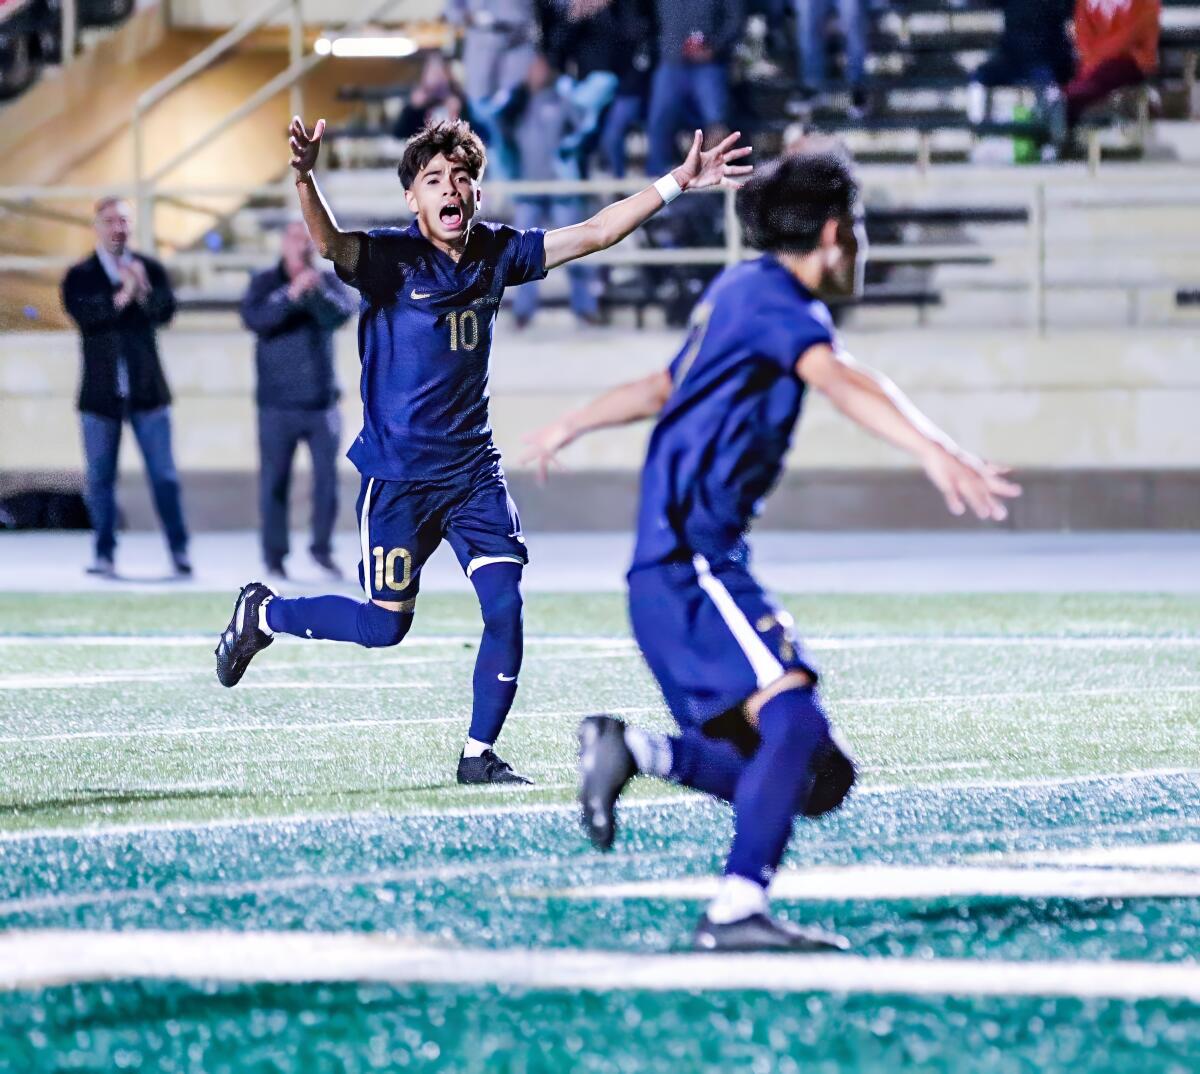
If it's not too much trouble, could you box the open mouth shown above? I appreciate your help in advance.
[439,203,464,230]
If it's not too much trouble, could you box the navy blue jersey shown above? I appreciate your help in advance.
[336,219,546,482]
[632,256,836,569]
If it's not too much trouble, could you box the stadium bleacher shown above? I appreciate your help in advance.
[0,0,135,98]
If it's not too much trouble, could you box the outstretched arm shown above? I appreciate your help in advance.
[289,116,360,272]
[542,130,752,271]
[797,344,1021,521]
[521,369,673,482]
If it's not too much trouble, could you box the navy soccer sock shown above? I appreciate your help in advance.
[667,729,747,802]
[724,687,831,887]
[466,562,524,746]
[265,594,412,648]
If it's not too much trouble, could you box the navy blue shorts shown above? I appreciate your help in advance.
[628,553,817,729]
[355,467,527,607]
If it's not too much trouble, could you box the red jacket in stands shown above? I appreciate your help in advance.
[1074,0,1161,76]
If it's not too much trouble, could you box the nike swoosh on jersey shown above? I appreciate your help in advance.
[410,289,432,299]
[497,673,517,682]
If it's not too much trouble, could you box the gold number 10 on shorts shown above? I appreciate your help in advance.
[371,546,412,592]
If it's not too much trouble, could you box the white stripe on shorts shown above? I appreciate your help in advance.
[692,553,784,689]
[359,477,375,601]
[466,555,525,579]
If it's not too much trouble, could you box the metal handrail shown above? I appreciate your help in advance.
[135,0,293,116]
[129,0,418,249]
[148,54,325,185]
[5,177,1200,336]
[131,0,303,248]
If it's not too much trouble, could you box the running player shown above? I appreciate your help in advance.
[214,117,751,785]
[522,147,1021,947]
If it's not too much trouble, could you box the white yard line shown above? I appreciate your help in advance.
[559,861,1200,903]
[0,855,560,918]
[860,766,1200,798]
[1009,843,1200,869]
[2,633,1199,649]
[234,682,433,691]
[843,684,1200,708]
[0,770,1194,846]
[0,707,658,746]
[1,930,1199,999]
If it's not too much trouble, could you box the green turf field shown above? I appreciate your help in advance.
[1,592,1198,1072]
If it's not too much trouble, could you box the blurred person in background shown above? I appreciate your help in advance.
[540,0,657,177]
[646,0,746,174]
[61,197,189,579]
[393,52,477,140]
[794,0,868,110]
[240,220,356,581]
[446,0,538,106]
[1064,0,1159,125]
[966,0,1074,125]
[482,51,614,327]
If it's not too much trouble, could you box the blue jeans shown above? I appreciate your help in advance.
[600,93,645,178]
[511,197,599,323]
[646,63,730,175]
[81,406,189,560]
[796,0,866,90]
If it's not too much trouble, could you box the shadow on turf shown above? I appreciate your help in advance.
[0,778,518,817]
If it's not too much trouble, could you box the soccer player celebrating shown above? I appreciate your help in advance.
[522,148,1021,948]
[214,116,751,786]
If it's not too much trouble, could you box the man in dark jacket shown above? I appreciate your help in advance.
[61,197,189,578]
[240,220,356,580]
[966,0,1075,124]
[646,0,745,174]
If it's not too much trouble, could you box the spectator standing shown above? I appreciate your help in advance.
[967,0,1075,124]
[240,221,356,580]
[795,0,867,103]
[645,0,746,175]
[393,53,476,140]
[542,0,657,176]
[482,52,612,328]
[446,0,538,105]
[61,197,189,579]
[1065,0,1159,125]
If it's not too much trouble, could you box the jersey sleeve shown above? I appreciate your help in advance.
[497,225,548,287]
[334,229,405,298]
[760,300,836,376]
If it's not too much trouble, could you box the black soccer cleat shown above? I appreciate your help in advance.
[456,749,533,785]
[215,582,276,688]
[692,912,850,953]
[578,714,637,851]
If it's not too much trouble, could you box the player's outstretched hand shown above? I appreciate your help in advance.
[520,421,575,485]
[676,129,753,192]
[922,446,1022,522]
[289,116,325,178]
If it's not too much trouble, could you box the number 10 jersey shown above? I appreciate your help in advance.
[336,219,547,484]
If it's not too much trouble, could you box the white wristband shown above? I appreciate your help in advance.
[654,172,684,205]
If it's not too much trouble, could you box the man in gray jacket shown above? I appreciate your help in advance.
[240,221,356,579]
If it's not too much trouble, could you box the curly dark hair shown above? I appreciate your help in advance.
[397,119,487,189]
[737,150,858,255]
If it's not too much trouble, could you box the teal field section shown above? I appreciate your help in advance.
[0,593,1198,831]
[0,593,1198,1072]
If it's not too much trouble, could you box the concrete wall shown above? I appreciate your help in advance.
[2,322,1198,529]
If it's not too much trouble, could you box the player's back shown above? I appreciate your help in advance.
[631,255,836,570]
